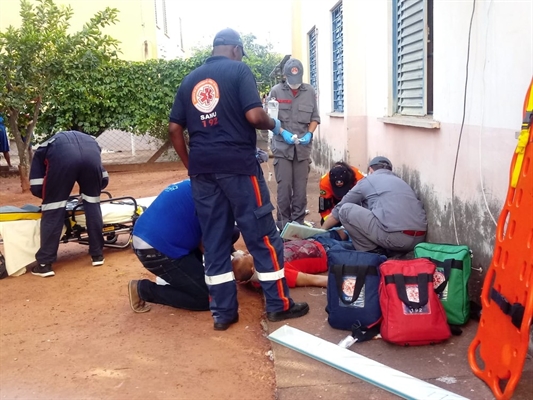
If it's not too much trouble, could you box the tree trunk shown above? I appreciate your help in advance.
[8,99,40,193]
[19,162,30,192]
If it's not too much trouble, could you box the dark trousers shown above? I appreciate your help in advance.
[37,152,103,264]
[191,167,293,324]
[135,247,210,311]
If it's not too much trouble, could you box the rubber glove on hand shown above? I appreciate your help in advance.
[281,129,296,145]
[299,132,313,145]
[271,118,281,135]
[256,148,269,163]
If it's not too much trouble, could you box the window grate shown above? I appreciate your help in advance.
[332,2,344,113]
[309,27,318,91]
[162,0,168,36]
[393,0,432,116]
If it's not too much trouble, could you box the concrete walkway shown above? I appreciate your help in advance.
[267,288,533,400]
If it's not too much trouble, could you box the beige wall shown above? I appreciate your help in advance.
[0,0,161,61]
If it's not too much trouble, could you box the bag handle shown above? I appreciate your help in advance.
[426,258,463,294]
[334,264,373,305]
[391,273,432,308]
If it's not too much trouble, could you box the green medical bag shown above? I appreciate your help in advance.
[414,243,472,325]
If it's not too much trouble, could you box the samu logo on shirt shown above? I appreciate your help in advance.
[192,79,220,113]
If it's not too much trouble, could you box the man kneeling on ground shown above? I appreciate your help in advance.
[128,179,239,317]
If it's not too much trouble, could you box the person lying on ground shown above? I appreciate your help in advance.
[231,238,328,288]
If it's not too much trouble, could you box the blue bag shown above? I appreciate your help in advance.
[325,244,387,331]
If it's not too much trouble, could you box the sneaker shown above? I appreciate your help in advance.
[91,255,105,267]
[31,263,55,278]
[266,302,309,322]
[128,280,151,313]
[213,314,239,331]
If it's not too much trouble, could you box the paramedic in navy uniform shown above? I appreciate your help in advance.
[29,130,109,277]
[168,28,309,331]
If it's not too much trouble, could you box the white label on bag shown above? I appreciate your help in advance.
[403,284,430,314]
[339,276,365,308]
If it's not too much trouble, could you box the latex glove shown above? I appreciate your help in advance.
[256,148,269,163]
[271,118,281,135]
[281,129,296,145]
[299,132,313,145]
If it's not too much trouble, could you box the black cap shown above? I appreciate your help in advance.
[329,164,356,199]
[213,28,247,56]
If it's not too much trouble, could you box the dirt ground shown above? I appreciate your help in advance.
[0,161,324,400]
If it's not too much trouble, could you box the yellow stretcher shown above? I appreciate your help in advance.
[0,193,156,277]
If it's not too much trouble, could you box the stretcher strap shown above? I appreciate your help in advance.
[489,288,524,329]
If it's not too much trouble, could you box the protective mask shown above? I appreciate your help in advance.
[288,82,301,90]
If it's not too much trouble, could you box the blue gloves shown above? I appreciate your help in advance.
[256,148,269,163]
[271,118,281,135]
[299,132,313,145]
[281,129,296,145]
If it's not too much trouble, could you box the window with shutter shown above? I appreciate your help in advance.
[332,2,344,113]
[393,0,433,116]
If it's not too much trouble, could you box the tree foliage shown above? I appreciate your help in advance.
[0,0,120,190]
[38,34,282,141]
[0,0,283,192]
[241,33,284,95]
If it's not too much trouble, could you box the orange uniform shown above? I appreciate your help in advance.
[319,165,365,221]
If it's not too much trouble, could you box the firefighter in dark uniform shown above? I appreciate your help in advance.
[319,161,365,225]
[29,130,109,277]
[168,28,309,331]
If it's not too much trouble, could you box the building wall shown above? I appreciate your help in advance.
[293,0,533,295]
[0,0,182,61]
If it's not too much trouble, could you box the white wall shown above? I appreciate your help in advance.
[294,0,533,277]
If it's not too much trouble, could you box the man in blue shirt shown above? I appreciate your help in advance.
[128,179,241,313]
[168,28,309,331]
